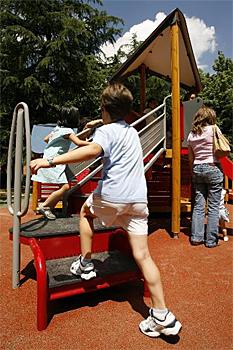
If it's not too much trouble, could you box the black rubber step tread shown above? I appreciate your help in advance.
[46,250,138,288]
[9,216,120,238]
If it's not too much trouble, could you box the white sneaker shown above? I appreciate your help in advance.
[219,208,229,222]
[139,309,182,337]
[37,204,56,220]
[70,255,96,280]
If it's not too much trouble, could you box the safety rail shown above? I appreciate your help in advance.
[7,102,31,288]
[65,127,102,181]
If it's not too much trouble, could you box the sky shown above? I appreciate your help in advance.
[98,0,233,72]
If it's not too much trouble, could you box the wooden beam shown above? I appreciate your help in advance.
[140,64,146,114]
[171,22,181,237]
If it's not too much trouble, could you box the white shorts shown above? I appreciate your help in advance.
[85,193,148,235]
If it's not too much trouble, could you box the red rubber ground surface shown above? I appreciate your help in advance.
[1,204,232,350]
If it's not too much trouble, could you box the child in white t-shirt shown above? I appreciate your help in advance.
[30,83,182,338]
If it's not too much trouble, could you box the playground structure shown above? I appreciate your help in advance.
[7,8,232,330]
[109,8,202,237]
[8,100,168,330]
[32,95,205,214]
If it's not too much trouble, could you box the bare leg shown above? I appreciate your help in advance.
[128,234,166,309]
[42,183,70,209]
[79,203,96,259]
[220,219,228,241]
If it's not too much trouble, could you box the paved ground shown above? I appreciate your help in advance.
[0,204,232,350]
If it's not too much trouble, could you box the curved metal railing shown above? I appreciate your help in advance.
[7,102,31,288]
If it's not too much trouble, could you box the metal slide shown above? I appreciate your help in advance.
[63,95,170,211]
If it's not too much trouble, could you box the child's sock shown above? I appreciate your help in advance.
[152,308,168,320]
[80,255,91,265]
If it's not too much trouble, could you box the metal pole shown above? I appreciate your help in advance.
[12,109,24,288]
[171,22,181,238]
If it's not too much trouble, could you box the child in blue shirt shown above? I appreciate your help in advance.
[32,106,90,219]
[30,84,181,338]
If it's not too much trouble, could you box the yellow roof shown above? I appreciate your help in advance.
[110,8,201,92]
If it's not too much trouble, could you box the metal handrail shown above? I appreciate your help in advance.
[7,102,31,288]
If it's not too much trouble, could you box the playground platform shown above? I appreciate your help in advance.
[1,203,232,350]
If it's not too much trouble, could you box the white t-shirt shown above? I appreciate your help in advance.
[187,125,220,164]
[92,120,147,203]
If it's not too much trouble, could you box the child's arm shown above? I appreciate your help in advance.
[30,143,102,174]
[68,133,91,147]
[84,119,103,129]
[44,133,52,143]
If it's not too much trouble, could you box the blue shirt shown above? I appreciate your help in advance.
[92,121,147,203]
[31,126,75,184]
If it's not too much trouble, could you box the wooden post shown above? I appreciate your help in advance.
[32,181,39,211]
[171,22,181,238]
[140,64,146,114]
[224,175,229,203]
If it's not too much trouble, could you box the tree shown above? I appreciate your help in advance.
[199,52,233,147]
[0,0,123,164]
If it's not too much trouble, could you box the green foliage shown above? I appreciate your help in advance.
[0,0,123,164]
[1,3,232,169]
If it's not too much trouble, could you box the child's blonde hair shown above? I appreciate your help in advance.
[191,106,216,135]
[101,83,133,121]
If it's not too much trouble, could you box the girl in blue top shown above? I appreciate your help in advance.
[32,106,90,219]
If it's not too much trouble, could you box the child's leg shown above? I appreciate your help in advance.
[128,234,166,309]
[42,183,70,208]
[69,202,97,279]
[79,203,96,259]
[219,219,228,241]
[128,233,182,337]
